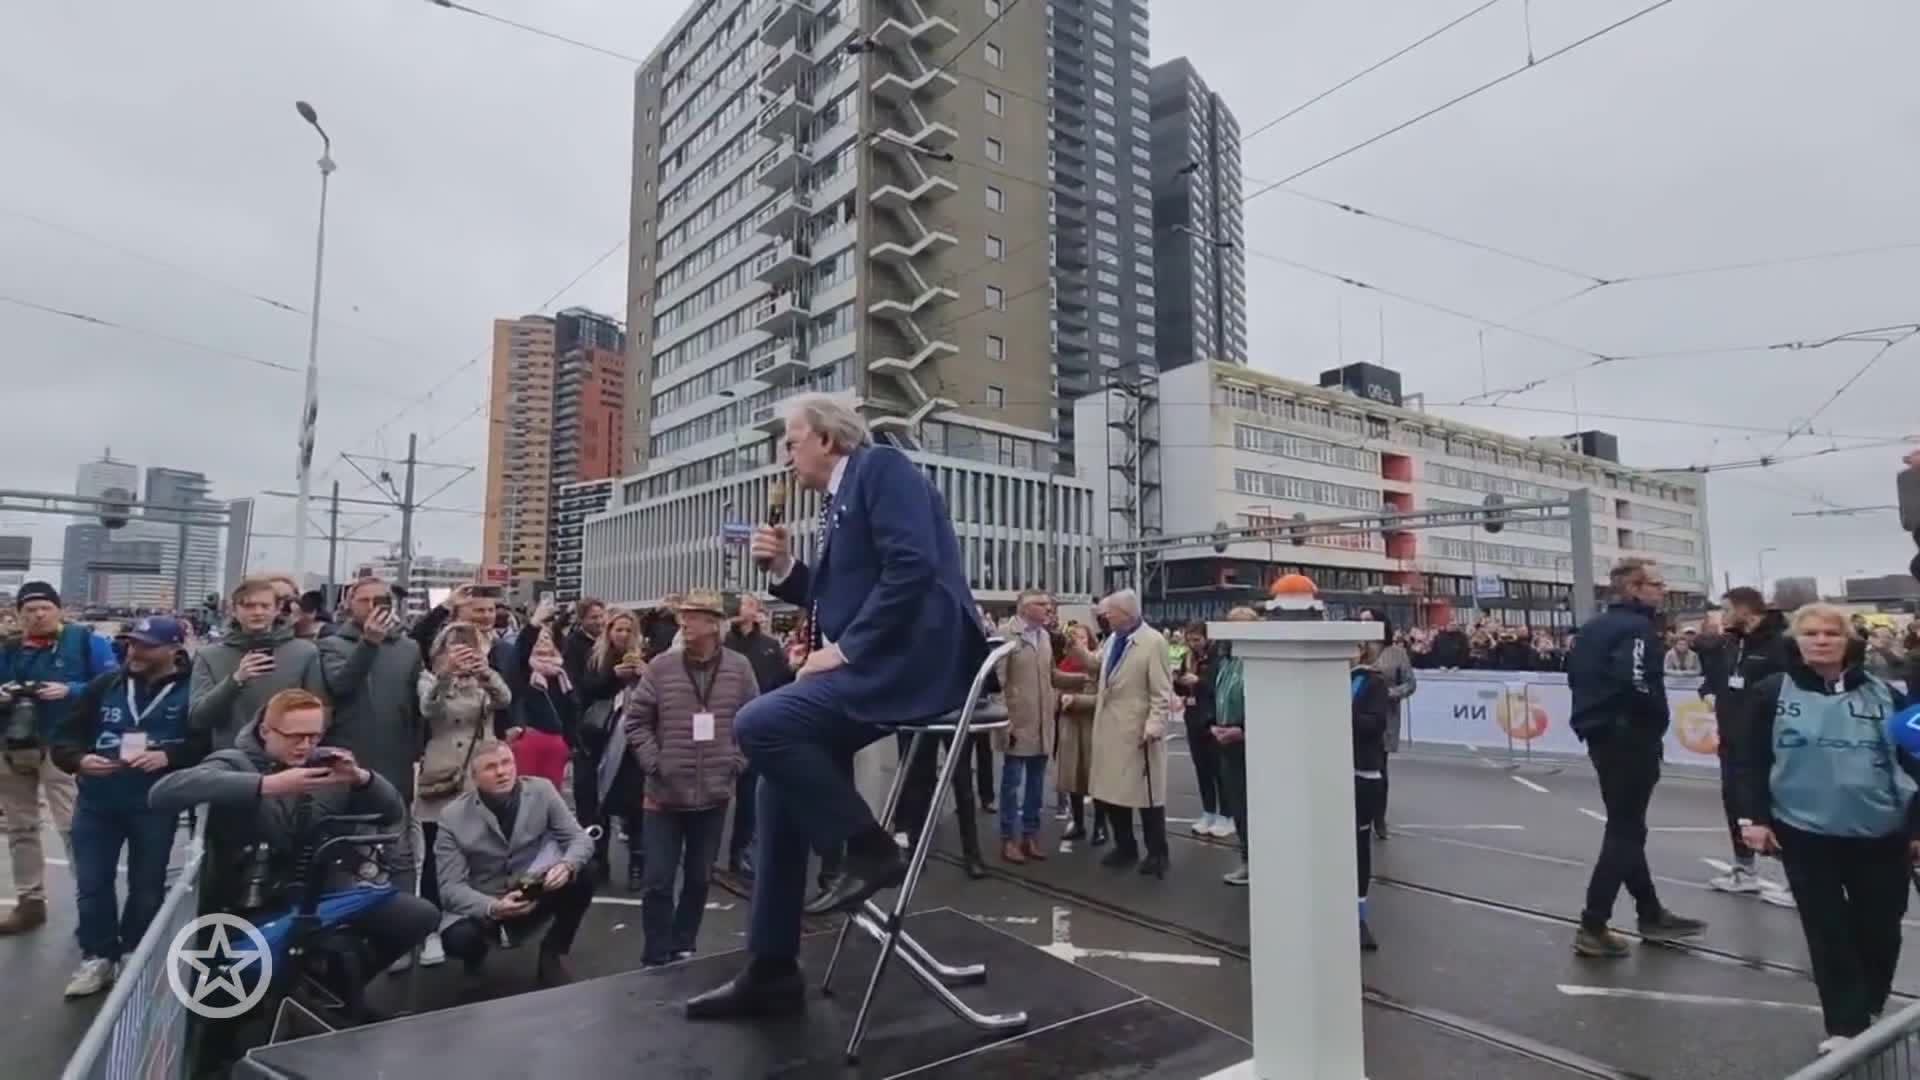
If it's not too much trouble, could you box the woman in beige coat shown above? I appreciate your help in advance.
[1055,622,1101,844]
[992,597,1088,864]
[413,620,512,951]
[1086,591,1173,878]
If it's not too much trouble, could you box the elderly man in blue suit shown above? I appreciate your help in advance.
[686,394,988,1020]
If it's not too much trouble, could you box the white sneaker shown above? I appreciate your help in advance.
[1223,863,1250,887]
[1191,814,1214,836]
[1709,866,1763,894]
[1759,885,1798,909]
[1817,1036,1850,1056]
[1209,818,1237,839]
[64,956,115,999]
[419,932,446,968]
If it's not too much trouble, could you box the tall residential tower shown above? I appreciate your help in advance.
[1149,57,1246,370]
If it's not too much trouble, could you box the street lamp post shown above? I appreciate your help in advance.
[1758,546,1779,599]
[291,100,335,581]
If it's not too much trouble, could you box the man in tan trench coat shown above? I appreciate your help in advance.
[1088,589,1173,877]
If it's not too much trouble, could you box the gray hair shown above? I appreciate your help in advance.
[1101,588,1142,619]
[782,393,870,454]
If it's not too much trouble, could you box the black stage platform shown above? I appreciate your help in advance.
[234,908,1250,1079]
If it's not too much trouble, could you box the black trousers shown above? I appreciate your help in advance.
[729,768,758,864]
[895,730,984,859]
[1355,776,1385,900]
[974,733,995,804]
[1776,823,1911,1037]
[1185,716,1227,817]
[440,873,597,960]
[1099,803,1168,859]
[1218,741,1249,857]
[1581,732,1665,928]
[1715,746,1754,865]
[1374,754,1390,829]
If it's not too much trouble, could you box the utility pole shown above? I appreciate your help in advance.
[1568,489,1596,624]
[397,434,419,592]
[326,480,341,593]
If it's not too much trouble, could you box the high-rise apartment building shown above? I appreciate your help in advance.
[592,0,1098,606]
[1149,57,1246,370]
[1045,0,1158,469]
[64,452,182,609]
[483,308,626,588]
[147,467,223,610]
[552,478,614,603]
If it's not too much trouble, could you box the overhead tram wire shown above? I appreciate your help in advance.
[423,0,643,64]
[1767,325,1919,455]
[1,294,301,375]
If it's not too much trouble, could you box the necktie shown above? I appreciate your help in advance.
[810,491,834,652]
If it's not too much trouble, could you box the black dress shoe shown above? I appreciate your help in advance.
[685,968,806,1020]
[1100,848,1138,870]
[803,848,907,915]
[963,854,989,880]
[1137,854,1167,879]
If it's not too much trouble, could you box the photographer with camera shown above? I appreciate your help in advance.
[149,690,438,976]
[0,580,116,935]
[190,576,328,751]
[433,740,595,988]
[51,616,204,997]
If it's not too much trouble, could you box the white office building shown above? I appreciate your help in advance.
[1075,361,1714,626]
[353,552,481,621]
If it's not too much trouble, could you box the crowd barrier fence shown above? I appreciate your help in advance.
[1781,1002,1920,1079]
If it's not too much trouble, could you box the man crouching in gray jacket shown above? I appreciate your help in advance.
[149,689,438,982]
[433,740,595,987]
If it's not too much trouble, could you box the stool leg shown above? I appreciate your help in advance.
[823,729,927,996]
[850,911,1027,1029]
[847,722,971,1062]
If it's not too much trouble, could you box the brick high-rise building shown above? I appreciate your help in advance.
[483,309,626,589]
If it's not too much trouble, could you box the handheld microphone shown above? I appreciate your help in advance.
[757,474,789,571]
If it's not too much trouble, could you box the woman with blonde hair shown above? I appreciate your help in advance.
[1730,603,1919,1056]
[579,607,647,889]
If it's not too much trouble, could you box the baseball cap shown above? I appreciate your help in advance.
[127,616,187,648]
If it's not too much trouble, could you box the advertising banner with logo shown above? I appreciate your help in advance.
[1404,671,1720,768]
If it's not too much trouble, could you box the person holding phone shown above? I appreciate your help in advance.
[579,608,648,890]
[190,576,328,751]
[506,598,577,790]
[51,617,204,997]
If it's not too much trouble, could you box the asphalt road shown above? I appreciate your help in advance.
[3,738,1881,1078]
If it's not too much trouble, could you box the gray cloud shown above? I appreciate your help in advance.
[4,0,1913,597]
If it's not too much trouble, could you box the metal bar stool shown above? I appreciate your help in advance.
[822,637,1029,1063]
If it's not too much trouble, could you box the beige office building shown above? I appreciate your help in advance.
[591,0,1097,606]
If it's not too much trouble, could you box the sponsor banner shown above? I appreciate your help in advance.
[1405,671,1719,767]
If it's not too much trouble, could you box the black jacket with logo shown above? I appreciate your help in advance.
[1568,600,1670,741]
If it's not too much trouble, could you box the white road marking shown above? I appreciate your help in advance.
[1578,808,1608,823]
[1511,776,1550,794]
[968,914,1040,925]
[1394,824,1525,832]
[1556,984,1820,1013]
[1041,905,1221,968]
[1648,826,1724,833]
[590,896,735,911]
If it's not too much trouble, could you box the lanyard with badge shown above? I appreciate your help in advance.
[684,655,718,743]
[118,681,174,760]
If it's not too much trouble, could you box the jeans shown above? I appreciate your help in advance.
[441,873,595,961]
[72,798,176,960]
[641,806,726,964]
[1581,731,1664,928]
[999,755,1048,840]
[1777,823,1910,1037]
[1185,717,1227,817]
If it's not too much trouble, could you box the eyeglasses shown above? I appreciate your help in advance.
[266,727,323,744]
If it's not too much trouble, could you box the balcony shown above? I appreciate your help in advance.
[753,238,812,284]
[755,190,812,236]
[756,137,813,190]
[869,230,957,266]
[870,124,958,162]
[757,88,815,140]
[758,41,809,95]
[752,401,788,434]
[871,174,958,211]
[868,286,958,325]
[758,0,813,47]
[752,339,809,386]
[870,67,959,105]
[754,293,807,335]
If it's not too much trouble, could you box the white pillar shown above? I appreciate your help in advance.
[1208,619,1382,1080]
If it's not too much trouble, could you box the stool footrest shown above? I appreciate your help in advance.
[848,912,1028,1033]
[850,904,987,985]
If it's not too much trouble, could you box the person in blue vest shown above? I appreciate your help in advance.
[1729,603,1920,1057]
[51,616,204,998]
[0,581,117,935]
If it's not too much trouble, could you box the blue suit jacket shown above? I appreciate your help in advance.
[771,445,987,725]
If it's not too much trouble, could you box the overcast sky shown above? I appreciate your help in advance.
[4,0,1914,599]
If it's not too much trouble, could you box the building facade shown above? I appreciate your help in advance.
[146,467,223,610]
[584,449,1098,607]
[1076,361,1715,626]
[552,478,615,603]
[1047,0,1158,470]
[1149,57,1246,370]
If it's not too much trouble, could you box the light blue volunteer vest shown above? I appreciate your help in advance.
[1771,675,1914,838]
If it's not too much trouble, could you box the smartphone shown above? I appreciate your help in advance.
[1899,466,1920,533]
[470,584,504,599]
[304,747,344,768]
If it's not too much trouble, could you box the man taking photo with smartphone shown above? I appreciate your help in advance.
[191,576,329,750]
[52,616,204,998]
[320,578,425,898]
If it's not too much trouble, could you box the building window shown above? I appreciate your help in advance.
[985,89,1003,116]
[986,284,1004,309]
[986,385,1006,407]
[985,42,1003,68]
[985,185,1005,212]
[985,136,1004,163]
[987,334,1006,361]
[986,234,1004,259]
